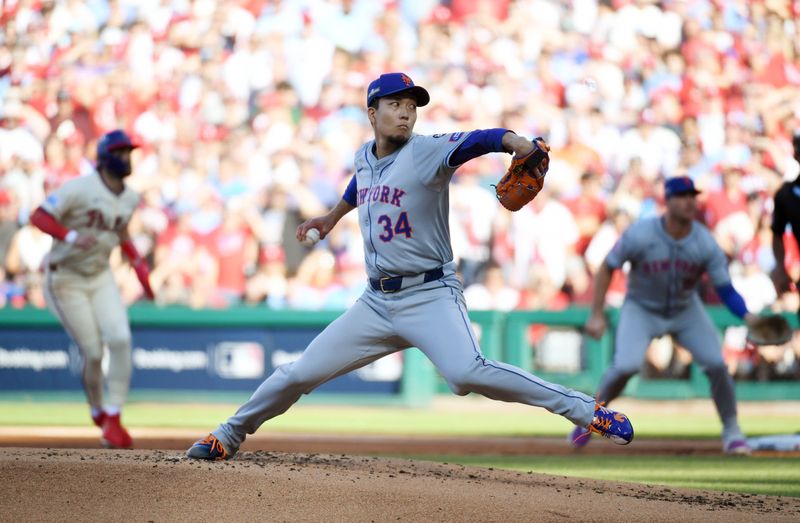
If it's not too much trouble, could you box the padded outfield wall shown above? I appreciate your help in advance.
[0,305,797,404]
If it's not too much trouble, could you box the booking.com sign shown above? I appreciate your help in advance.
[0,327,401,394]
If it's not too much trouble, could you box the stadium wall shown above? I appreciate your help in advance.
[0,306,797,403]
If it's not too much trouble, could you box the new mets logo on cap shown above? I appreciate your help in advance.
[400,74,412,86]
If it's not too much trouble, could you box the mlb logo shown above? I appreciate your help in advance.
[214,342,265,379]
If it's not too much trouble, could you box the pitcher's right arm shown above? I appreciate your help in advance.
[296,196,356,243]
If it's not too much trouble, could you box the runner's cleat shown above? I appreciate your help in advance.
[569,425,591,448]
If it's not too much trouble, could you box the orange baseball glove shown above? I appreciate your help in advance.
[494,137,550,211]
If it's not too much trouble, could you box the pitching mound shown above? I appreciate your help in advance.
[3,448,799,522]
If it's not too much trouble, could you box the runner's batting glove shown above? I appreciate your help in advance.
[132,259,155,301]
[121,240,155,300]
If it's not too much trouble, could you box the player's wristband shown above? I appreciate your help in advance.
[65,230,78,244]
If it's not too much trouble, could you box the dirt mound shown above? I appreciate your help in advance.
[2,447,799,522]
[3,426,798,457]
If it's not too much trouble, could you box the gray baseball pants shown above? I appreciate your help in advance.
[595,297,743,443]
[213,276,596,452]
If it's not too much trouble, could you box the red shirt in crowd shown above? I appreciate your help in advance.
[703,187,747,231]
[211,225,253,296]
[449,0,511,22]
[565,194,606,255]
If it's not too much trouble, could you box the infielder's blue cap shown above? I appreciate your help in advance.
[664,176,701,198]
[367,72,430,108]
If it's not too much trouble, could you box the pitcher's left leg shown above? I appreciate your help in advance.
[395,283,596,427]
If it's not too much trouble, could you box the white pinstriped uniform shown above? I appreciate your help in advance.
[41,172,139,410]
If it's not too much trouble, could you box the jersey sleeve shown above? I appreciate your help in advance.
[448,128,508,167]
[605,227,637,269]
[342,174,357,206]
[40,181,79,221]
[704,232,731,286]
[414,132,472,190]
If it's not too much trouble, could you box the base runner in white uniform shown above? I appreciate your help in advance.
[30,130,154,449]
[187,73,634,460]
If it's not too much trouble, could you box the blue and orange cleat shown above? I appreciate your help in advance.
[186,434,233,461]
[586,403,634,445]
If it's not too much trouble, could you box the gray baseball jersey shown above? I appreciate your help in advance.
[606,217,730,316]
[353,132,472,279]
[597,216,743,445]
[209,131,599,453]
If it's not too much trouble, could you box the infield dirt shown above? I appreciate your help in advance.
[3,446,800,522]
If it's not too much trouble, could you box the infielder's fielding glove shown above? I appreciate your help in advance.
[494,137,550,211]
[746,314,793,346]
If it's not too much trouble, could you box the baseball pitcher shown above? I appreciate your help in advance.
[572,176,759,454]
[187,72,634,461]
[30,129,153,449]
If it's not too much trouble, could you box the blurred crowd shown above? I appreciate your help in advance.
[1,0,800,377]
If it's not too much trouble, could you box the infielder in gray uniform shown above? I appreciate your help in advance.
[187,72,634,461]
[570,176,758,455]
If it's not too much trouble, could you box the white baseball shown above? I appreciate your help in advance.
[300,228,320,247]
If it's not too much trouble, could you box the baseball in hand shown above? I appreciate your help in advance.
[300,228,320,247]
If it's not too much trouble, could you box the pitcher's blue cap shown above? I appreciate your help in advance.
[367,73,430,107]
[664,176,701,198]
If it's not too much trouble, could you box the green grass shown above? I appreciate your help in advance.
[409,454,800,498]
[0,400,800,438]
[0,401,797,439]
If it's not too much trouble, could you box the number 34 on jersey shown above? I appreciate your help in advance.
[377,212,413,242]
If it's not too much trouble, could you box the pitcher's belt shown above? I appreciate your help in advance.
[369,267,444,293]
